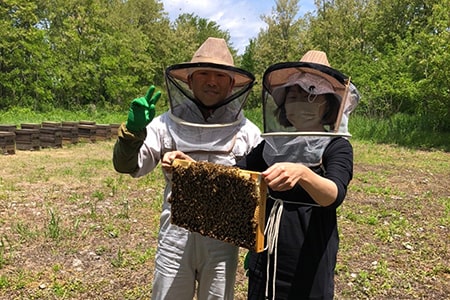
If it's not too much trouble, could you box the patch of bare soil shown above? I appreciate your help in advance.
[333,151,450,299]
[0,141,448,299]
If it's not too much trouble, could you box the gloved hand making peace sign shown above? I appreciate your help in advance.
[126,85,162,133]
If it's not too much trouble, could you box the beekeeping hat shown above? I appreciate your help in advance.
[163,37,256,152]
[267,50,347,107]
[168,37,253,87]
[262,50,359,136]
[261,51,360,168]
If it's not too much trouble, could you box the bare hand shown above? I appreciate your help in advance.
[161,151,195,172]
[262,162,306,191]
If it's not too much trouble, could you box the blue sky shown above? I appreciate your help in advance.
[161,0,316,54]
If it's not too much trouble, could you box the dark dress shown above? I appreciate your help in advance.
[236,137,353,300]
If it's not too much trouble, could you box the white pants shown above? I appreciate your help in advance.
[151,225,238,300]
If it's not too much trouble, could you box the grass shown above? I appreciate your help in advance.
[0,137,448,299]
[349,114,450,152]
[0,106,449,298]
[1,106,448,151]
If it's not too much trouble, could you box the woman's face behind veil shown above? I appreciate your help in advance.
[284,85,328,132]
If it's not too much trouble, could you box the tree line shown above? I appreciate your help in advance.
[1,0,448,132]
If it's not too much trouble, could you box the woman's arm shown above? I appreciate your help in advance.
[262,138,353,207]
[262,162,338,206]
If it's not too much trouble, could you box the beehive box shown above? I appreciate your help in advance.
[21,123,41,130]
[96,124,111,141]
[110,123,121,138]
[61,121,79,145]
[41,121,62,128]
[39,127,62,148]
[15,129,40,151]
[78,121,96,143]
[169,159,267,252]
[0,131,16,154]
[0,124,17,132]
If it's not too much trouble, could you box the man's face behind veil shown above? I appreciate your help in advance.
[189,70,234,107]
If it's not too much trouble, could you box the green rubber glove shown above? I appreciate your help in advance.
[244,251,250,277]
[126,85,161,133]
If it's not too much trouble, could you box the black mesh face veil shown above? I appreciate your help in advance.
[261,61,359,137]
[165,62,255,125]
[259,61,360,167]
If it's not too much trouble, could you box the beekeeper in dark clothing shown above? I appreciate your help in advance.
[237,50,360,300]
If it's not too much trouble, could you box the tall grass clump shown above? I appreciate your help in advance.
[0,106,126,125]
[349,114,449,151]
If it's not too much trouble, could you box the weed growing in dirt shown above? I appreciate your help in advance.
[0,140,448,299]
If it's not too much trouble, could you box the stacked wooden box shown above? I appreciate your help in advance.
[78,121,97,143]
[21,123,41,130]
[40,121,62,148]
[0,124,17,132]
[61,121,79,145]
[0,124,16,155]
[0,121,121,153]
[96,124,112,141]
[16,123,41,151]
[110,123,121,139]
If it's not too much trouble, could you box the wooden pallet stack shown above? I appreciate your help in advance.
[40,121,62,148]
[21,123,41,130]
[78,120,97,143]
[110,123,121,139]
[0,121,123,153]
[96,124,112,141]
[61,121,79,145]
[0,124,16,155]
[16,123,41,151]
[0,124,17,133]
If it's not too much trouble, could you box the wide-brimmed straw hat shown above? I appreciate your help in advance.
[264,50,348,106]
[168,37,253,87]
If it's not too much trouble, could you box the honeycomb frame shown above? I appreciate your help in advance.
[169,159,266,252]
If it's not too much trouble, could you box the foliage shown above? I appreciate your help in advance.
[254,0,449,133]
[0,0,237,112]
[0,0,54,110]
[0,105,446,151]
[1,0,449,143]
[349,114,450,152]
[0,105,127,125]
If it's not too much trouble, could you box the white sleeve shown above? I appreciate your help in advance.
[132,115,165,177]
[245,119,263,153]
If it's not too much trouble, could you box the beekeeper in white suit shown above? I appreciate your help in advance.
[113,37,262,300]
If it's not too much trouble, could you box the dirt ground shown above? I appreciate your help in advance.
[0,140,448,299]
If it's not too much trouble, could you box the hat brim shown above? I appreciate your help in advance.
[264,61,347,90]
[167,62,254,87]
[271,72,339,107]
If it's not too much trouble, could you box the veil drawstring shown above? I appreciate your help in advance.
[263,196,320,299]
[264,197,283,299]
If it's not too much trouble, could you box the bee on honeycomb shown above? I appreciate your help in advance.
[169,160,265,251]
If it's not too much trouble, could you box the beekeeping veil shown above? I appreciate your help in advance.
[262,50,360,166]
[164,37,255,154]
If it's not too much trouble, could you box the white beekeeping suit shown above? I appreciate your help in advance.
[128,37,262,300]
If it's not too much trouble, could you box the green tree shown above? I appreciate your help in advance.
[0,0,53,110]
[403,0,450,130]
[43,0,168,109]
[167,13,233,67]
[245,0,308,108]
[253,0,307,75]
[45,0,111,108]
[240,39,260,108]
